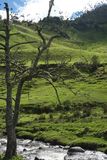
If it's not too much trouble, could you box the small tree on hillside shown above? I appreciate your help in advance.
[0,1,67,159]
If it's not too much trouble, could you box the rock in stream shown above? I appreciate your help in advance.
[64,146,107,160]
[0,138,107,160]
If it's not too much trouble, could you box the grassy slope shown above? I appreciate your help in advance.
[0,23,107,152]
[1,24,106,105]
[7,24,107,63]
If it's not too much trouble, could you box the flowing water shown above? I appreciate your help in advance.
[0,138,107,160]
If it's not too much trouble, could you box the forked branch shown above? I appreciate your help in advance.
[10,32,20,36]
[0,43,5,48]
[0,34,6,39]
[10,41,37,50]
[37,26,46,45]
[0,97,6,101]
[0,47,5,50]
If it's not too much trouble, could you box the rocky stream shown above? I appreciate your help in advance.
[0,138,107,160]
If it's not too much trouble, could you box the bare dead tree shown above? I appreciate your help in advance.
[0,1,68,159]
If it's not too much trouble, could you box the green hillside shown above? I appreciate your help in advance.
[0,22,107,105]
[1,22,107,63]
[71,4,107,30]
[0,5,107,152]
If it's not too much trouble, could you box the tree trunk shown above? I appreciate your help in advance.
[4,3,17,159]
[5,128,17,158]
[13,80,24,127]
[5,83,16,158]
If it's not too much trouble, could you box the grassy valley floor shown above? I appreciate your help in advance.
[0,73,107,153]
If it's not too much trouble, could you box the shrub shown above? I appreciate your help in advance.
[12,156,23,160]
[73,110,81,118]
[74,55,101,73]
[71,138,106,150]
[55,104,64,111]
[49,113,54,120]
[58,114,64,120]
[17,131,34,140]
[63,100,71,111]
[102,104,107,114]
[0,155,23,160]
[21,104,55,114]
[82,108,91,118]
[38,114,46,121]
[91,55,100,71]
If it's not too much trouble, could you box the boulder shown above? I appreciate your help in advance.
[64,149,107,160]
[34,157,44,160]
[23,148,27,152]
[67,146,85,155]
[34,158,40,160]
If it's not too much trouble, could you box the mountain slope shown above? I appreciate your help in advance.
[0,20,107,64]
[72,4,107,30]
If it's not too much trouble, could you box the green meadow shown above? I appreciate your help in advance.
[0,21,107,152]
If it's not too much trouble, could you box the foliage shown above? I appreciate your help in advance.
[72,4,107,30]
[0,155,23,160]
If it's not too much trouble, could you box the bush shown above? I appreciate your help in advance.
[76,127,89,137]
[101,130,107,140]
[82,108,91,118]
[63,100,71,111]
[73,110,81,118]
[21,104,55,114]
[0,155,23,160]
[49,113,54,120]
[55,104,64,111]
[12,156,23,160]
[91,55,100,71]
[71,138,106,150]
[38,114,46,121]
[102,104,107,114]
[17,131,34,140]
[58,114,64,120]
[74,56,101,73]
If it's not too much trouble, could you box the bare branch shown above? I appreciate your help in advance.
[61,79,79,95]
[12,97,16,102]
[10,41,37,50]
[47,0,54,18]
[39,72,61,105]
[0,97,6,101]
[0,30,5,32]
[0,96,16,102]
[0,43,5,48]
[11,62,25,71]
[31,34,61,71]
[37,26,46,45]
[10,32,20,36]
[0,34,6,39]
[0,47,5,50]
[46,35,61,47]
[46,78,61,105]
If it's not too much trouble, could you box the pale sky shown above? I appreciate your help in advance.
[0,0,107,21]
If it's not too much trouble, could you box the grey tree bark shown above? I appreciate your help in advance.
[4,3,17,158]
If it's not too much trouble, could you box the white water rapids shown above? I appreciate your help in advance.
[0,138,107,160]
